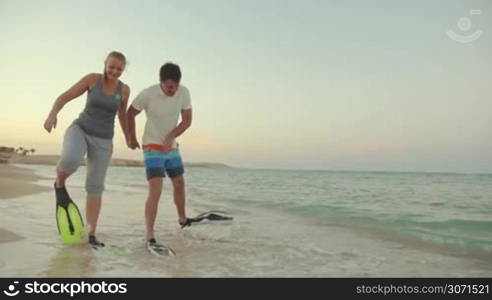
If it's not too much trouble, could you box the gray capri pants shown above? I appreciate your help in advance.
[57,124,113,197]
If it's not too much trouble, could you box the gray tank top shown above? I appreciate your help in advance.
[74,76,122,139]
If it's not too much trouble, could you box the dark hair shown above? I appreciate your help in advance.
[159,62,181,83]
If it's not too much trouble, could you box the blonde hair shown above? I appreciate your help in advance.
[103,51,127,79]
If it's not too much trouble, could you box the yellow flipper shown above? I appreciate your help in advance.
[56,202,85,244]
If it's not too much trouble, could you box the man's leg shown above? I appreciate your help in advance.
[170,175,186,224]
[145,177,163,241]
[165,148,186,225]
[143,148,166,241]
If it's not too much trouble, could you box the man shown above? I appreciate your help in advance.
[127,62,192,251]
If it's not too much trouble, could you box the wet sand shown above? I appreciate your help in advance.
[0,164,50,200]
[0,164,50,246]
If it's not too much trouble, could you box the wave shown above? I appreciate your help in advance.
[288,204,492,252]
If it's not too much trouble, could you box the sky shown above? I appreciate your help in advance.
[0,0,491,173]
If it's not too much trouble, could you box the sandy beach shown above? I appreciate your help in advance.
[0,164,51,245]
[0,146,52,244]
[0,164,50,200]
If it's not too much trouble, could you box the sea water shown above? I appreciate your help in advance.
[1,164,491,277]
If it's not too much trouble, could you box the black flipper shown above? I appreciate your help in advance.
[180,211,233,228]
[55,183,85,243]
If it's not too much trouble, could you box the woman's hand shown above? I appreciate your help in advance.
[43,114,57,133]
[127,137,140,150]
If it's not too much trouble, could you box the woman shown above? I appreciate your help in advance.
[43,51,130,247]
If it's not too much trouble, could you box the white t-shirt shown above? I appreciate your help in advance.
[131,84,192,147]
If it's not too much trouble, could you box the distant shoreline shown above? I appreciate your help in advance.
[0,146,232,169]
[2,146,489,175]
[10,154,232,169]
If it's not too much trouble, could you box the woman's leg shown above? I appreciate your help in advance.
[85,135,113,237]
[56,124,87,187]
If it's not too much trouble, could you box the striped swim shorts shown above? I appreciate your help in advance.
[143,145,184,180]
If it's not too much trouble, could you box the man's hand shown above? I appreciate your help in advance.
[162,135,174,153]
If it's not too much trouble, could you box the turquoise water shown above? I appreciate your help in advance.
[180,168,492,253]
